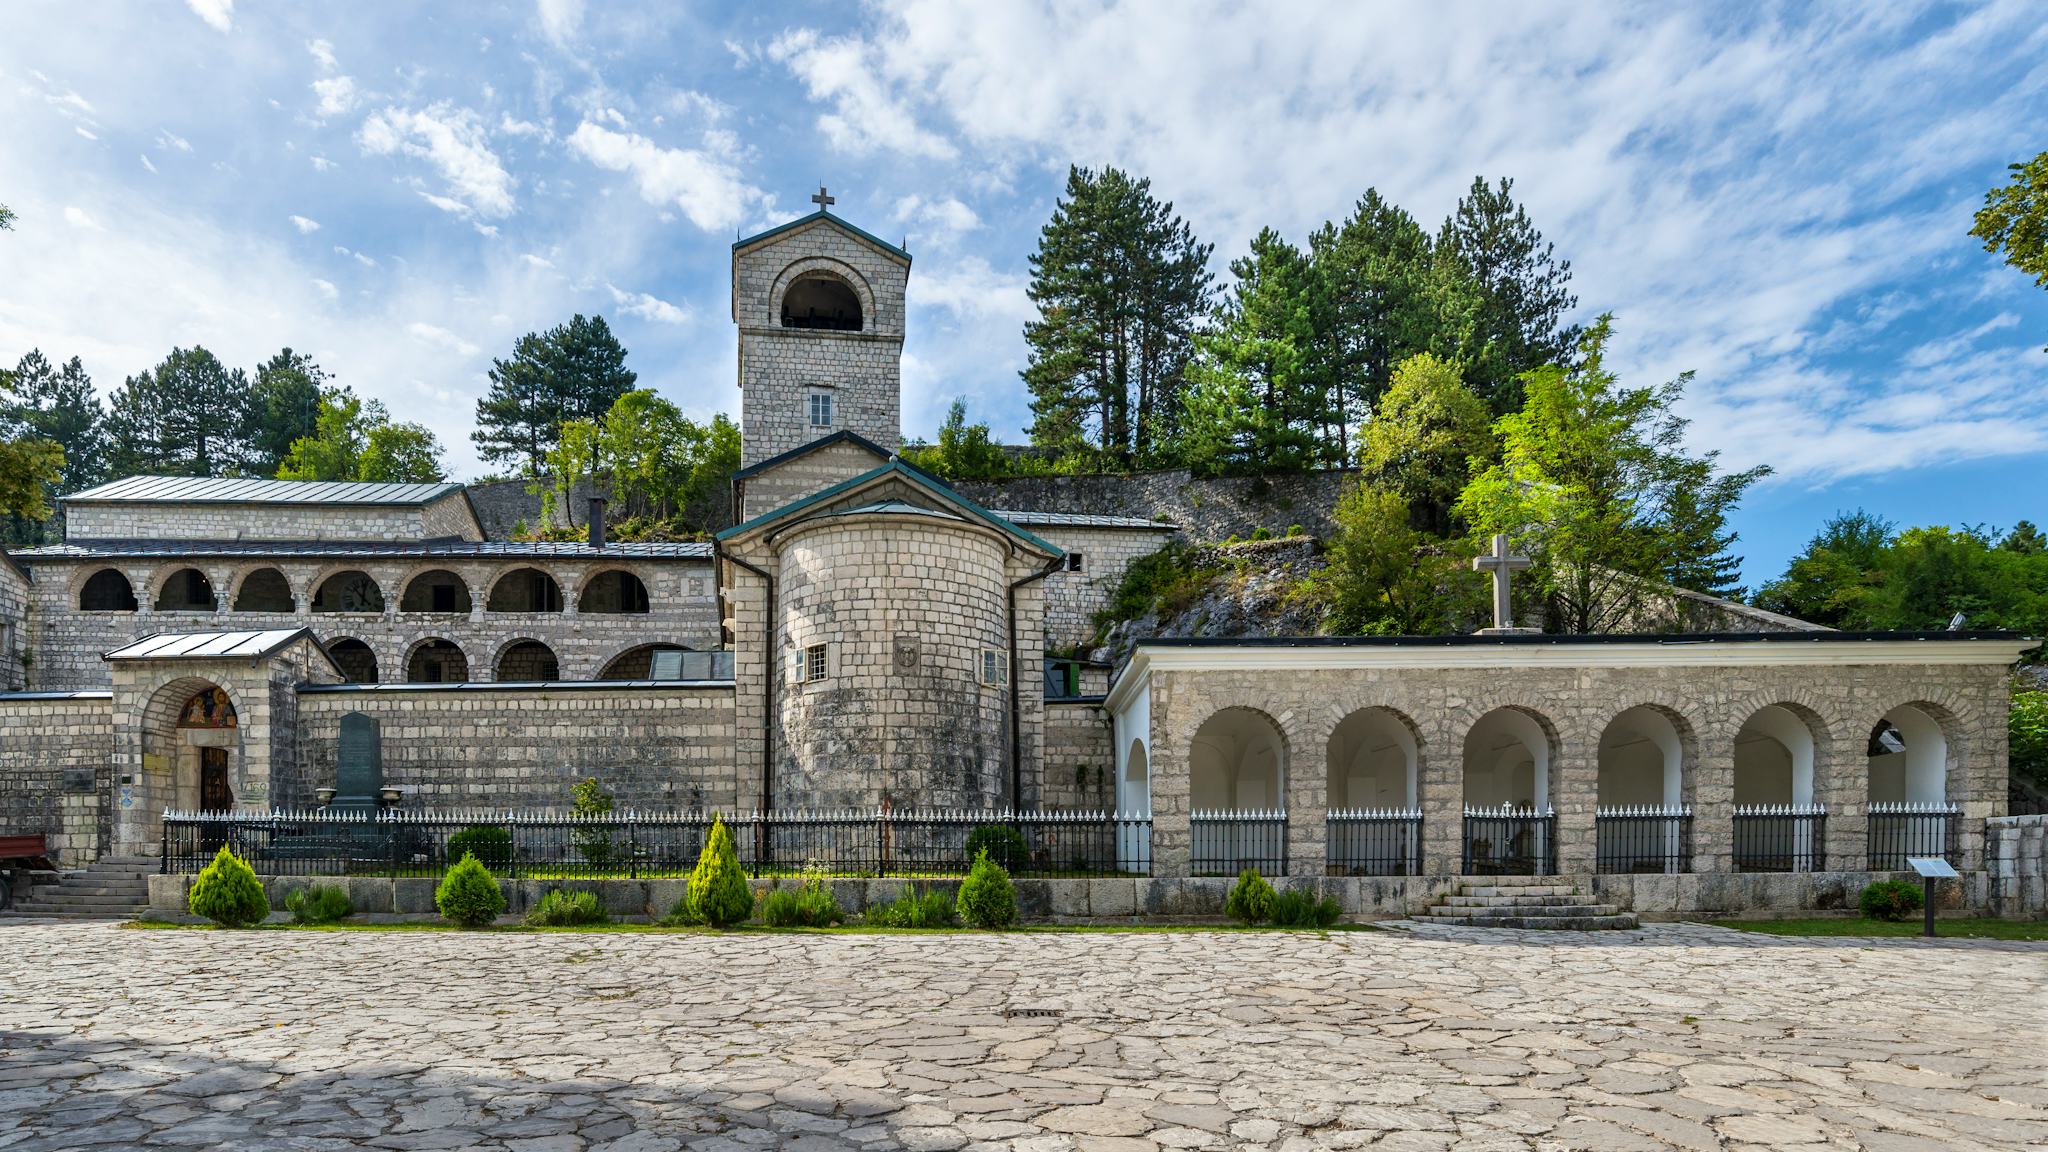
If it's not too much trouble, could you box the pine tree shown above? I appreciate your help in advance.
[2,350,104,543]
[1310,189,1458,447]
[1436,177,1581,413]
[473,314,636,472]
[1174,228,1328,475]
[245,349,328,478]
[105,346,252,477]
[1021,166,1212,468]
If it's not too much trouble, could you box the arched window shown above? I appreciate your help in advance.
[1596,707,1689,874]
[1733,704,1823,872]
[1190,708,1285,811]
[232,568,294,613]
[578,570,650,614]
[400,569,472,613]
[312,570,384,613]
[1461,708,1553,810]
[327,638,378,684]
[1868,705,1948,805]
[780,273,863,331]
[154,568,216,612]
[405,639,467,683]
[486,567,562,613]
[496,640,560,681]
[80,568,138,612]
[1328,707,1418,810]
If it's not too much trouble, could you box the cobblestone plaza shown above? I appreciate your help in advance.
[0,921,2041,1150]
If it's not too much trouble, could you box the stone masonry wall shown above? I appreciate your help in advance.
[66,502,450,543]
[1987,813,2047,918]
[1024,526,1179,651]
[955,470,1354,544]
[1140,657,2013,878]
[295,684,741,811]
[0,560,29,691]
[0,693,112,866]
[1040,701,1114,811]
[739,438,890,522]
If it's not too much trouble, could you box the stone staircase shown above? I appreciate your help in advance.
[1419,874,1639,930]
[3,856,155,920]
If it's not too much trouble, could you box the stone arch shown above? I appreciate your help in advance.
[325,637,379,684]
[493,637,560,682]
[150,567,217,613]
[140,676,245,815]
[1733,702,1827,808]
[1121,738,1152,815]
[403,637,469,683]
[1597,704,1693,808]
[230,567,295,613]
[399,568,474,614]
[771,257,874,333]
[1189,706,1287,811]
[1461,705,1559,810]
[1327,706,1422,810]
[577,567,651,614]
[596,642,691,680]
[1867,700,1956,805]
[311,569,385,614]
[485,566,563,613]
[78,567,139,611]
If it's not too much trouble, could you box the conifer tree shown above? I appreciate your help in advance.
[105,346,252,477]
[473,314,636,473]
[1436,177,1581,414]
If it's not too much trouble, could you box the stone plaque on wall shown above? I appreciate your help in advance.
[893,635,921,672]
[61,767,94,794]
[336,711,383,799]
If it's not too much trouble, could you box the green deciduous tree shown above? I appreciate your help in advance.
[538,391,738,536]
[1436,176,1581,413]
[1753,510,1897,628]
[1971,152,2048,290]
[0,204,14,231]
[1315,481,1472,635]
[473,314,636,472]
[275,389,446,483]
[1355,352,1494,536]
[1,350,102,544]
[105,346,252,477]
[1758,516,2048,640]
[902,400,1010,481]
[1022,165,1213,468]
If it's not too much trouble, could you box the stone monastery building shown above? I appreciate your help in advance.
[0,203,2033,915]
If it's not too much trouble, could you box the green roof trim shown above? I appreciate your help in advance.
[731,210,912,265]
[715,461,1060,558]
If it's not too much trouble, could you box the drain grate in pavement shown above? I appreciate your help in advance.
[1002,1007,1064,1019]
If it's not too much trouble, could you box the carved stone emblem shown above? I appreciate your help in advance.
[893,635,921,672]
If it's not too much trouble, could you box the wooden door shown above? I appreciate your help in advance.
[199,747,233,812]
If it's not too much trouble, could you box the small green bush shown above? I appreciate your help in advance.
[1270,886,1342,929]
[957,849,1019,929]
[570,778,616,868]
[1860,878,1925,922]
[964,824,1028,871]
[758,876,844,928]
[682,816,754,928]
[187,844,270,928]
[446,825,513,872]
[526,888,609,927]
[1224,868,1277,925]
[1286,523,1304,538]
[283,882,354,925]
[865,886,958,928]
[436,852,508,928]
[1249,526,1273,541]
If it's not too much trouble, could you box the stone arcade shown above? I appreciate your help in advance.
[0,200,2037,919]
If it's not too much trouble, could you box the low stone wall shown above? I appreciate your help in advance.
[955,468,1356,544]
[0,692,112,866]
[146,868,1993,923]
[1987,813,2047,918]
[295,683,741,811]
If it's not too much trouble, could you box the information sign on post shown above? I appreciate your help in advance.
[1906,857,1958,938]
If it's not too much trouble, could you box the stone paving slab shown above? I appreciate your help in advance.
[0,921,2041,1150]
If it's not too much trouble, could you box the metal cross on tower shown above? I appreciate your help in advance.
[812,185,835,211]
[1472,533,1532,633]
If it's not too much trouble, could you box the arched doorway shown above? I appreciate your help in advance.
[781,273,863,330]
[1327,707,1421,875]
[1596,706,1689,874]
[80,568,138,611]
[127,679,247,857]
[154,568,216,613]
[1733,704,1824,872]
[487,567,563,613]
[1118,738,1151,873]
[1868,703,1955,868]
[579,570,650,614]
[496,639,560,681]
[400,569,472,613]
[1188,708,1286,875]
[1461,707,1556,875]
[233,568,294,613]
[312,570,384,613]
[406,639,468,683]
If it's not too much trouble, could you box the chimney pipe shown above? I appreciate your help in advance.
[588,496,606,549]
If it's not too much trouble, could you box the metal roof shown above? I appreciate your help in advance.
[988,509,1180,531]
[824,499,963,522]
[105,628,314,661]
[17,539,713,562]
[732,209,912,264]
[64,475,465,507]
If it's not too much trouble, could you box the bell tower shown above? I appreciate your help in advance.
[731,189,910,467]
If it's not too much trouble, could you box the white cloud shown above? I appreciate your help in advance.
[74,126,97,141]
[521,253,554,269]
[537,0,583,48]
[155,130,192,153]
[357,103,516,219]
[138,154,157,174]
[765,27,955,159]
[184,0,231,33]
[894,194,978,237]
[606,284,689,325]
[62,206,103,231]
[311,278,338,300]
[312,75,357,118]
[309,155,336,172]
[306,39,339,72]
[408,321,481,357]
[289,215,320,234]
[565,121,760,231]
[334,245,379,269]
[498,115,548,139]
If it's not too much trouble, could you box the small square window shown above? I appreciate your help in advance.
[808,391,834,428]
[980,649,1007,687]
[805,643,829,683]
[1064,552,1084,572]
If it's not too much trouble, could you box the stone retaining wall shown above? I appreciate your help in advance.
[0,693,112,866]
[1987,813,2047,918]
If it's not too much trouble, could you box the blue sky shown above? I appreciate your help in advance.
[0,1,2043,587]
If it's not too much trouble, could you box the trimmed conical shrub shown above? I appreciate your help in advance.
[684,816,753,928]
[436,852,507,928]
[1224,868,1277,925]
[187,844,270,928]
[957,848,1018,929]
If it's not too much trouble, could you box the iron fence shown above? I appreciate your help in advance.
[1461,806,1556,875]
[161,808,1154,878]
[1326,809,1422,876]
[1595,806,1693,874]
[1189,809,1287,876]
[1867,802,1961,871]
[1732,804,1827,873]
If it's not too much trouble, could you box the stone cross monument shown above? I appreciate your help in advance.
[1473,533,1538,635]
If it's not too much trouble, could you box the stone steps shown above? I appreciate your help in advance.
[1418,875,1639,931]
[5,856,154,919]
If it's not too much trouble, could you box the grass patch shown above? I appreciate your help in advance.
[1705,917,2048,941]
[125,918,1388,936]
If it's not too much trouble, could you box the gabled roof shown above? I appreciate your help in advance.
[731,429,893,481]
[732,210,912,266]
[65,475,464,507]
[104,628,322,662]
[18,539,712,561]
[716,460,1061,559]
